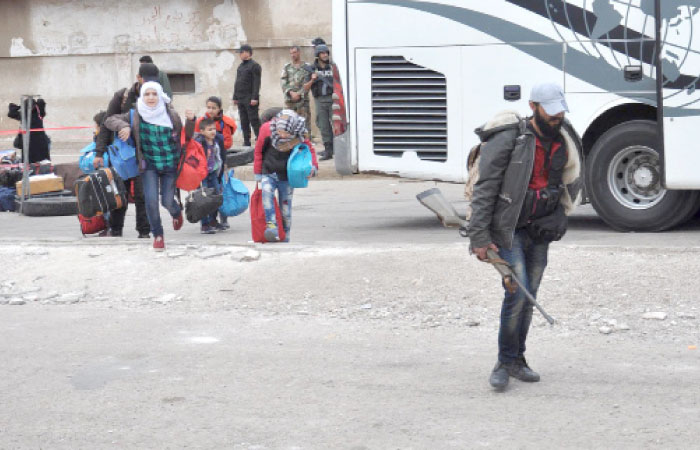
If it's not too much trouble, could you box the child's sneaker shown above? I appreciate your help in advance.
[264,222,280,242]
[200,225,217,235]
[153,235,165,251]
[215,222,229,232]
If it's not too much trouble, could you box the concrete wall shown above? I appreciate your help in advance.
[0,0,331,149]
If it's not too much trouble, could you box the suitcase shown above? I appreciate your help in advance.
[250,183,286,243]
[78,213,107,235]
[74,168,127,218]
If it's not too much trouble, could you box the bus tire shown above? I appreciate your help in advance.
[586,120,697,231]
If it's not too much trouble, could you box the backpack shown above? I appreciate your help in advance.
[176,122,208,191]
[287,143,313,188]
[464,114,523,220]
[79,142,110,174]
[219,168,249,217]
[106,110,139,180]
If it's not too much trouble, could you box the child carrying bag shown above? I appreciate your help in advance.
[219,168,249,217]
[106,110,139,180]
[250,183,286,243]
[286,143,313,188]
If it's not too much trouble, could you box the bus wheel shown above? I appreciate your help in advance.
[586,120,699,231]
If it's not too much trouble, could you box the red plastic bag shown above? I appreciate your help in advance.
[176,139,208,191]
[250,183,286,243]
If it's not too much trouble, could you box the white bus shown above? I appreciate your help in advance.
[330,0,700,231]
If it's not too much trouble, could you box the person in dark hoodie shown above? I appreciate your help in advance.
[93,63,161,238]
[8,99,51,163]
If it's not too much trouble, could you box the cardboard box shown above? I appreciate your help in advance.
[16,174,64,196]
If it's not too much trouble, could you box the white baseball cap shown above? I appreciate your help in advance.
[530,82,569,116]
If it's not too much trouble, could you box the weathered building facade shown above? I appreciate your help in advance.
[0,0,331,147]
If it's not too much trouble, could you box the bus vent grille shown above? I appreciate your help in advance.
[371,56,447,162]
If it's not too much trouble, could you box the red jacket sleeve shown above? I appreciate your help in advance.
[305,139,319,169]
[222,116,237,150]
[254,122,271,175]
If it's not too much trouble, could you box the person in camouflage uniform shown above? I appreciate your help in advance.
[280,46,312,129]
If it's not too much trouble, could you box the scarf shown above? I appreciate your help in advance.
[270,109,307,150]
[137,81,172,128]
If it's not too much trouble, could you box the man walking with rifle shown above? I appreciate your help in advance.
[468,83,581,391]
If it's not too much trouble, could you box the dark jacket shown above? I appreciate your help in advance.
[95,83,140,157]
[254,121,319,180]
[233,59,262,101]
[309,60,336,98]
[8,99,51,163]
[103,105,183,169]
[158,72,173,99]
[468,112,582,250]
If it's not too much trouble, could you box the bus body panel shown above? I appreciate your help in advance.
[337,0,700,188]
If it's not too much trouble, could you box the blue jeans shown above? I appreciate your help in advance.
[261,173,293,235]
[141,162,181,237]
[201,171,221,226]
[497,228,549,364]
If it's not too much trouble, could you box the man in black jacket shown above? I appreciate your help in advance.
[233,44,262,147]
[469,83,581,391]
[93,63,160,238]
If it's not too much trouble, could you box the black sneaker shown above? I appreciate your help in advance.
[506,357,540,382]
[99,229,122,237]
[138,232,150,239]
[489,361,509,390]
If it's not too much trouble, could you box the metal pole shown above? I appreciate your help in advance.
[19,95,34,213]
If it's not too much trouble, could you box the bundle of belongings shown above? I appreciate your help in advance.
[0,149,63,212]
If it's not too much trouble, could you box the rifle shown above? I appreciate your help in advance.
[485,248,556,325]
[415,188,555,325]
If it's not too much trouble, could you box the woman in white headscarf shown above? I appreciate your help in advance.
[105,81,183,251]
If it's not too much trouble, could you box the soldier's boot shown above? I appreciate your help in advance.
[319,141,333,161]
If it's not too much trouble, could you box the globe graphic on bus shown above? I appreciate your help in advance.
[546,0,700,108]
